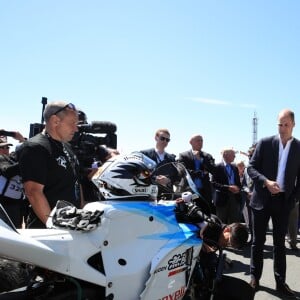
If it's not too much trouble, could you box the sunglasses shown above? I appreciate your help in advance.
[0,146,10,150]
[159,136,170,142]
[53,103,76,115]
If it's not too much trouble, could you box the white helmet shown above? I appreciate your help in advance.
[92,152,158,200]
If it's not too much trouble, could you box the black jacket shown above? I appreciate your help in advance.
[211,162,241,207]
[247,135,300,210]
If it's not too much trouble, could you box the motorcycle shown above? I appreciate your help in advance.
[0,152,252,300]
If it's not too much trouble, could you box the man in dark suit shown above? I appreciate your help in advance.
[247,109,300,297]
[211,148,242,224]
[178,134,216,214]
[140,128,176,197]
[140,128,176,165]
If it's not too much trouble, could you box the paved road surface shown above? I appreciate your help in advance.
[223,229,300,300]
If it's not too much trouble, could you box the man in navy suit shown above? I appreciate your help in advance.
[211,148,242,224]
[178,134,216,214]
[247,109,300,297]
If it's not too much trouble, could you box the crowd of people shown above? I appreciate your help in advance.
[0,101,299,298]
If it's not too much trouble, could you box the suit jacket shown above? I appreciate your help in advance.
[178,150,215,175]
[140,148,176,166]
[140,148,177,194]
[247,135,300,210]
[211,162,242,207]
[178,150,215,199]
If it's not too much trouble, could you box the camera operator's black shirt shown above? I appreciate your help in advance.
[19,133,81,217]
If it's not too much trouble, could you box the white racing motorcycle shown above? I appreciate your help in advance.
[0,152,250,300]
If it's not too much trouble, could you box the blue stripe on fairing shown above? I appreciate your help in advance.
[110,201,177,226]
[109,201,201,246]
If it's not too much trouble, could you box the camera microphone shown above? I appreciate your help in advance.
[78,121,117,134]
[90,121,117,133]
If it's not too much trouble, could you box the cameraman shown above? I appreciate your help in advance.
[70,110,119,202]
[18,101,82,228]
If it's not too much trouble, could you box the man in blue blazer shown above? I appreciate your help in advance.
[247,109,300,297]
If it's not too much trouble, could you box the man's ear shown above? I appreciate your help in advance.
[49,114,60,126]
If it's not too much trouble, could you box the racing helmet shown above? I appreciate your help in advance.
[92,152,158,200]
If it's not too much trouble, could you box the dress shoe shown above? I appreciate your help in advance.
[276,282,296,298]
[249,278,259,292]
[246,238,253,246]
[289,242,298,251]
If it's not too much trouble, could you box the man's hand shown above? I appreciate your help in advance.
[155,175,170,186]
[228,185,240,194]
[264,179,281,194]
[13,131,26,143]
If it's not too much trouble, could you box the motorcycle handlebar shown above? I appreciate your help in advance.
[186,202,211,222]
[175,201,212,224]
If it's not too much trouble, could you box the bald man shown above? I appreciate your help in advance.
[178,134,216,214]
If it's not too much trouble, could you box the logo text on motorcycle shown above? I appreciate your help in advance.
[158,286,186,300]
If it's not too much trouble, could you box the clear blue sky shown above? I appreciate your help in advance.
[1,0,300,162]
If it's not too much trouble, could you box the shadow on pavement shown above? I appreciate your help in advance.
[213,275,255,300]
[257,285,300,300]
[223,258,250,275]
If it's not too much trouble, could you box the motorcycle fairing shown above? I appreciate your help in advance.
[83,200,202,300]
[0,217,108,286]
[0,198,202,300]
[140,220,202,299]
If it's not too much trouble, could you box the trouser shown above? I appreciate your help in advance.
[250,194,290,283]
[216,194,240,224]
[287,201,299,246]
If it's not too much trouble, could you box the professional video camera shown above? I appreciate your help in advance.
[70,120,117,169]
[71,114,118,202]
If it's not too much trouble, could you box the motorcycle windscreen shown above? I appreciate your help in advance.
[153,162,199,199]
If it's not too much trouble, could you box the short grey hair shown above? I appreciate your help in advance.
[43,101,69,122]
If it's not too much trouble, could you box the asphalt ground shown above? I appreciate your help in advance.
[223,229,300,300]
